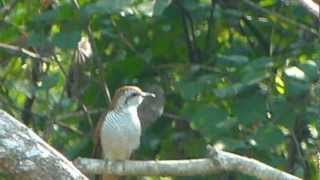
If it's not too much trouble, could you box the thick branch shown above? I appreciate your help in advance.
[74,147,301,180]
[0,110,88,180]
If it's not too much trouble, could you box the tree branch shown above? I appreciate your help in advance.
[0,42,49,62]
[242,0,320,37]
[74,146,301,180]
[0,110,88,180]
[0,110,303,180]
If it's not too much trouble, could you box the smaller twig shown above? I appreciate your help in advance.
[104,83,111,104]
[117,32,136,52]
[86,23,111,105]
[0,42,49,62]
[205,0,215,51]
[82,104,93,128]
[184,9,197,45]
[241,16,269,54]
[52,55,67,77]
[55,108,104,121]
[110,19,148,62]
[44,118,54,141]
[238,20,256,52]
[163,112,188,121]
[55,121,84,135]
[72,0,80,9]
[291,130,307,169]
[242,0,320,37]
[317,147,320,170]
[155,63,219,73]
[175,1,194,62]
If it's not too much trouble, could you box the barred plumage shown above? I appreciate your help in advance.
[98,86,155,180]
[101,108,141,160]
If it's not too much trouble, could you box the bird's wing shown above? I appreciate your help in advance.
[92,111,107,158]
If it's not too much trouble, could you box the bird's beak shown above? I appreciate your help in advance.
[141,91,156,98]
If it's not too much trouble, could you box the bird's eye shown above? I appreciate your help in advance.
[130,92,139,97]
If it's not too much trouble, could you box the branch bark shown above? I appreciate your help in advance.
[0,109,302,180]
[74,146,301,180]
[0,110,88,180]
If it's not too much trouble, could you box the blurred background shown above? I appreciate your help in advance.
[0,0,319,179]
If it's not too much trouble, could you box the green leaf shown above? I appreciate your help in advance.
[214,57,272,98]
[40,73,60,90]
[254,124,284,149]
[217,54,249,66]
[180,135,207,157]
[34,9,57,24]
[231,92,267,125]
[153,0,172,16]
[27,31,48,47]
[259,0,277,7]
[178,75,217,100]
[185,104,228,138]
[85,0,134,15]
[9,81,33,98]
[220,137,247,150]
[270,97,297,127]
[285,79,310,97]
[241,70,270,86]
[52,31,81,49]
[214,83,245,98]
[178,81,205,100]
[284,66,310,96]
[65,137,91,159]
[241,57,273,72]
[299,60,318,82]
[107,58,145,86]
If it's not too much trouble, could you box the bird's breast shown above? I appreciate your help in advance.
[100,109,141,159]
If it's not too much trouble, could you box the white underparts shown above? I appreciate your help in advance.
[100,107,141,160]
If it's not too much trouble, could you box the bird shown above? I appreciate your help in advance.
[93,85,155,180]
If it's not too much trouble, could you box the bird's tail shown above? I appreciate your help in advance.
[103,175,119,180]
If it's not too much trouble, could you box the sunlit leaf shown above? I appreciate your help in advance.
[259,0,277,7]
[284,66,307,81]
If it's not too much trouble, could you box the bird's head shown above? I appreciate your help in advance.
[109,86,155,111]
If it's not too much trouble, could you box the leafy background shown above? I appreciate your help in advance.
[0,0,319,179]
